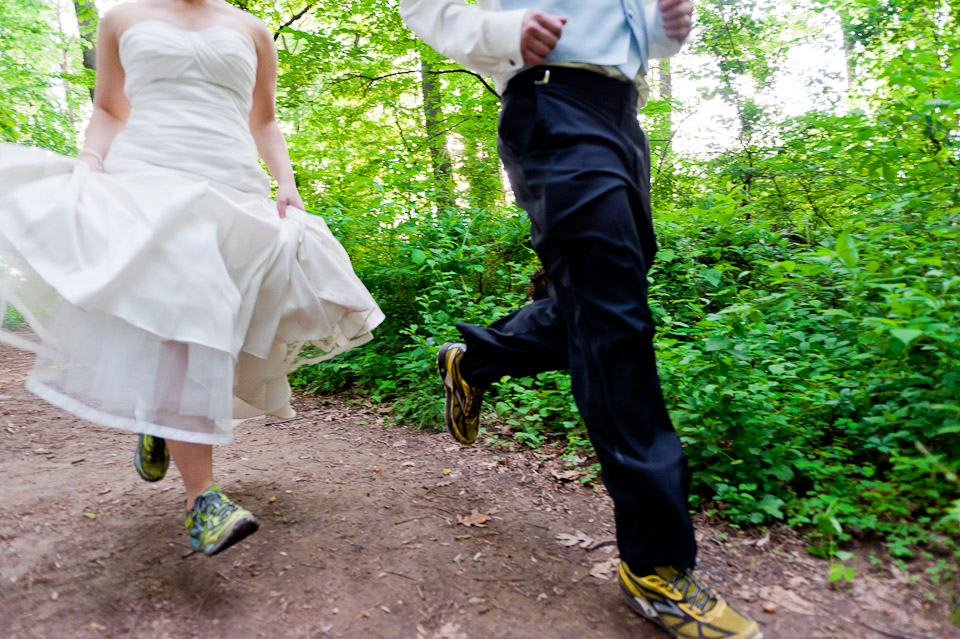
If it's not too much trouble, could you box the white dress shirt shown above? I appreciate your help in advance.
[399,0,684,95]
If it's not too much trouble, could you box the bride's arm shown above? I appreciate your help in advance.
[249,23,304,219]
[80,11,131,172]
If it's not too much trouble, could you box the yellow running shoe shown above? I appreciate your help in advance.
[437,342,485,445]
[619,562,763,639]
[185,486,258,556]
[134,434,169,482]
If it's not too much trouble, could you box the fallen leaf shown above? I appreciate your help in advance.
[757,586,817,615]
[418,621,469,639]
[373,466,381,472]
[457,509,492,527]
[589,558,619,581]
[83,513,96,519]
[555,531,594,548]
[442,468,452,475]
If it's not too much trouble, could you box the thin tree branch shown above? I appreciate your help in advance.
[274,3,315,41]
[333,69,500,100]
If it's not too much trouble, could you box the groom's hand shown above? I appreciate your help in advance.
[659,0,695,41]
[520,10,566,66]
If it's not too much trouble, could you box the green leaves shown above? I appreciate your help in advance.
[835,230,859,268]
[760,494,785,519]
[701,268,723,288]
[890,328,922,346]
[705,336,732,351]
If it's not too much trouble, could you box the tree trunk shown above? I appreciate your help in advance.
[419,53,455,210]
[837,11,858,93]
[463,95,504,209]
[71,0,98,100]
[658,58,674,160]
[54,0,76,127]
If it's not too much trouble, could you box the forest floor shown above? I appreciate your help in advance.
[0,342,958,639]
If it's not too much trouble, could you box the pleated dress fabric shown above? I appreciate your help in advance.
[0,21,384,444]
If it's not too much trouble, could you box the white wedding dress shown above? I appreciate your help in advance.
[0,20,385,444]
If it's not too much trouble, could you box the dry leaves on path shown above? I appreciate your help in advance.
[589,558,620,581]
[456,507,498,528]
[757,585,818,615]
[555,531,594,549]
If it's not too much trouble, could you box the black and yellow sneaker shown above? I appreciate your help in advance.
[437,342,485,446]
[185,485,259,556]
[619,562,763,639]
[135,434,169,482]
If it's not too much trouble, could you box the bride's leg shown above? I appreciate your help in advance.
[164,438,215,509]
[154,341,258,555]
[155,341,217,506]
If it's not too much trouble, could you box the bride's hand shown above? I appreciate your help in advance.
[276,183,305,219]
[78,152,104,173]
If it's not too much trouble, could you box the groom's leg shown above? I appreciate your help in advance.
[488,69,697,569]
[455,297,569,388]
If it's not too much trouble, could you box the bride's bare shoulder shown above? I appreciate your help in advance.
[228,5,273,39]
[97,3,144,37]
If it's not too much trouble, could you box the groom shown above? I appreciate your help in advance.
[399,1,762,638]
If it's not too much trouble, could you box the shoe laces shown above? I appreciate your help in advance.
[192,489,235,518]
[666,568,718,615]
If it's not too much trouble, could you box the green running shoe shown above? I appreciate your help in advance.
[437,342,485,446]
[619,562,763,639]
[185,485,258,556]
[135,434,169,482]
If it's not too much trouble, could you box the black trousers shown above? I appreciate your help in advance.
[458,67,697,569]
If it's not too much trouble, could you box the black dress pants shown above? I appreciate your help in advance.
[457,67,697,570]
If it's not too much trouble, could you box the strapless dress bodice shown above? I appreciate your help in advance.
[107,20,270,194]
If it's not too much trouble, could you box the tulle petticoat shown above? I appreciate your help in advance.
[0,145,385,444]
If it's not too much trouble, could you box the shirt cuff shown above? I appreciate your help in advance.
[647,3,685,60]
[482,9,526,75]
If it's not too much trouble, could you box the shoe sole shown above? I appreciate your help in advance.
[437,344,475,446]
[134,436,168,482]
[620,582,763,639]
[204,517,259,557]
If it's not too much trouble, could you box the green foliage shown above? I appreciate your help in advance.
[0,0,88,151]
[829,561,856,585]
[2,305,26,331]
[1,0,957,557]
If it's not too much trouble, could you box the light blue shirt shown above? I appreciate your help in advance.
[500,0,649,78]
[399,0,685,93]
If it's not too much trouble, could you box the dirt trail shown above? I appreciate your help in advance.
[0,342,956,639]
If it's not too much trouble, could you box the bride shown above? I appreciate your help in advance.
[0,0,384,555]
